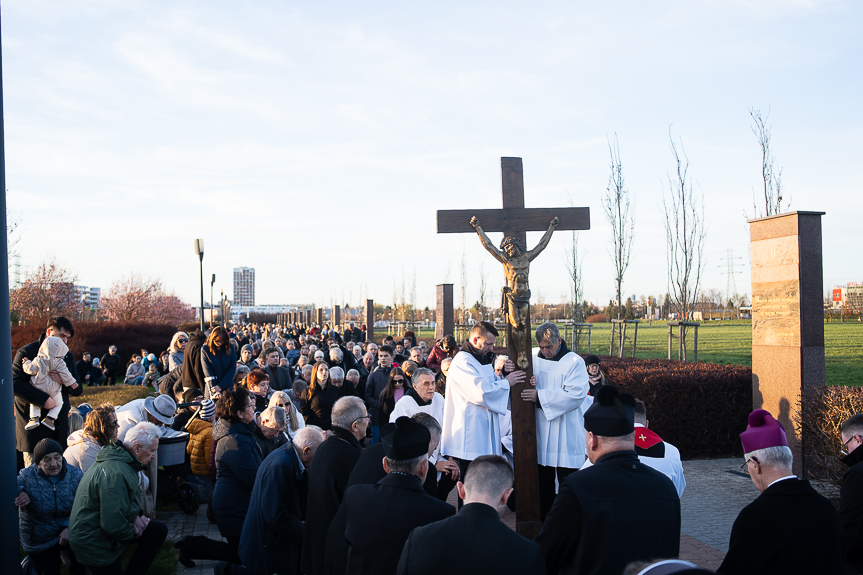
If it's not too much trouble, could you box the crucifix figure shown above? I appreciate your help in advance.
[470,214,559,370]
[437,157,590,538]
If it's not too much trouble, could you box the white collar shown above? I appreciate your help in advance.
[634,423,646,428]
[767,475,796,488]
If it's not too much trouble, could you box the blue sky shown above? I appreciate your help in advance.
[4,1,861,312]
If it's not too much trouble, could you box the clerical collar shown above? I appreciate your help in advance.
[462,340,494,366]
[389,471,423,485]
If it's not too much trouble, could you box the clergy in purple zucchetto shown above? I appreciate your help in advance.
[717,408,844,575]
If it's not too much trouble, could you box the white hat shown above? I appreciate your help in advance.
[314,350,325,360]
[144,395,176,425]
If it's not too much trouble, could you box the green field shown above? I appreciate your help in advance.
[403,321,863,387]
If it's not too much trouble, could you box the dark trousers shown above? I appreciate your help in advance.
[182,534,241,564]
[452,457,473,509]
[27,544,84,575]
[538,464,577,520]
[83,520,167,575]
[104,373,117,386]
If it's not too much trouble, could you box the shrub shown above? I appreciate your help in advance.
[586,314,609,323]
[588,355,752,459]
[797,386,863,490]
[12,321,181,366]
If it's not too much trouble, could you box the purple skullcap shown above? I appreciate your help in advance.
[740,409,788,453]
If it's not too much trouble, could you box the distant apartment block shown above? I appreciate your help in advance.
[75,285,102,308]
[233,267,256,306]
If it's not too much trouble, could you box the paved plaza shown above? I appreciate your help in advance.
[162,457,758,574]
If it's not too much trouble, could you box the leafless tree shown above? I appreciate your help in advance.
[409,267,417,323]
[662,129,707,336]
[477,262,488,321]
[460,246,468,322]
[750,107,789,217]
[10,259,80,324]
[602,134,635,320]
[564,230,585,322]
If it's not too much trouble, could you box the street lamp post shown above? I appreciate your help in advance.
[220,288,224,327]
[194,239,205,332]
[210,274,216,328]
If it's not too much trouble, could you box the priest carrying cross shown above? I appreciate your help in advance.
[436,157,590,537]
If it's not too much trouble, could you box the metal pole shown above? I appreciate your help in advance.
[0,8,22,566]
[198,255,205,332]
[210,274,215,328]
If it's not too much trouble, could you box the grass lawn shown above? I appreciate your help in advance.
[70,384,152,408]
[22,541,177,575]
[410,320,862,387]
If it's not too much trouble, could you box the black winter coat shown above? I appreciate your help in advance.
[181,331,207,394]
[364,366,392,426]
[718,477,843,575]
[300,427,363,575]
[344,473,455,575]
[397,502,546,575]
[211,418,263,539]
[534,450,680,575]
[841,447,863,568]
[301,384,342,430]
[99,352,122,375]
[13,335,83,452]
[239,444,306,575]
[323,442,388,575]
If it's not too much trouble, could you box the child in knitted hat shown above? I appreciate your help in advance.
[23,336,79,431]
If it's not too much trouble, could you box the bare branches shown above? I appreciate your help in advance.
[749,107,788,217]
[602,134,635,320]
[101,274,194,325]
[662,129,707,324]
[10,259,80,323]
[565,193,586,322]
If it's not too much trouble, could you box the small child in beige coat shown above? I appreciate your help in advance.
[23,336,79,430]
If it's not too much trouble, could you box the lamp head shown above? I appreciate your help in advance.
[211,274,216,284]
[194,238,205,257]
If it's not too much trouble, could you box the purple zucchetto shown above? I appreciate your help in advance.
[740,409,788,453]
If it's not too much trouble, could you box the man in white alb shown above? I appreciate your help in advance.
[521,322,591,519]
[441,321,525,506]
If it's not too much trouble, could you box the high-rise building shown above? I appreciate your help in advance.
[233,267,255,306]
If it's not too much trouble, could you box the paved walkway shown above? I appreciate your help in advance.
[161,457,758,574]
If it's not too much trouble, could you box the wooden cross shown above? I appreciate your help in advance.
[437,157,590,538]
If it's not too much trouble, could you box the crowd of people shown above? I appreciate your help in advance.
[11,316,863,575]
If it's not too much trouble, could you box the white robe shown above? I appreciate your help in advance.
[532,348,591,469]
[579,424,687,497]
[441,350,510,460]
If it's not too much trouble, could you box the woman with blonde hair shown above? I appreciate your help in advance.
[64,403,119,472]
[168,331,189,371]
[269,390,305,439]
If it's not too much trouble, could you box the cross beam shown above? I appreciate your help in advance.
[436,157,590,538]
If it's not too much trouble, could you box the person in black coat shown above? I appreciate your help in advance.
[232,432,322,575]
[75,352,100,386]
[181,330,207,395]
[300,397,368,575]
[534,386,680,575]
[13,317,83,466]
[99,345,122,386]
[343,416,455,575]
[397,455,545,575]
[300,361,342,430]
[840,414,863,573]
[717,409,844,575]
[364,346,395,443]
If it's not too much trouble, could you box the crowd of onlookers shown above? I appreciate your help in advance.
[13,316,863,575]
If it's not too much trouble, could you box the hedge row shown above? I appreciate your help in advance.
[11,321,182,366]
[797,385,863,490]
[587,355,753,459]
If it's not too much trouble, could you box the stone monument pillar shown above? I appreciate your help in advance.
[334,305,341,328]
[366,299,374,343]
[317,308,324,326]
[435,284,454,340]
[749,211,825,477]
[305,309,311,325]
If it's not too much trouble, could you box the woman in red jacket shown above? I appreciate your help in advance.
[426,335,459,374]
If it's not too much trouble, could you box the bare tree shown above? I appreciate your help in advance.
[460,246,468,322]
[662,129,707,330]
[477,262,488,321]
[409,267,417,323]
[602,134,635,320]
[10,259,80,324]
[564,229,585,322]
[749,107,788,217]
[102,274,194,325]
